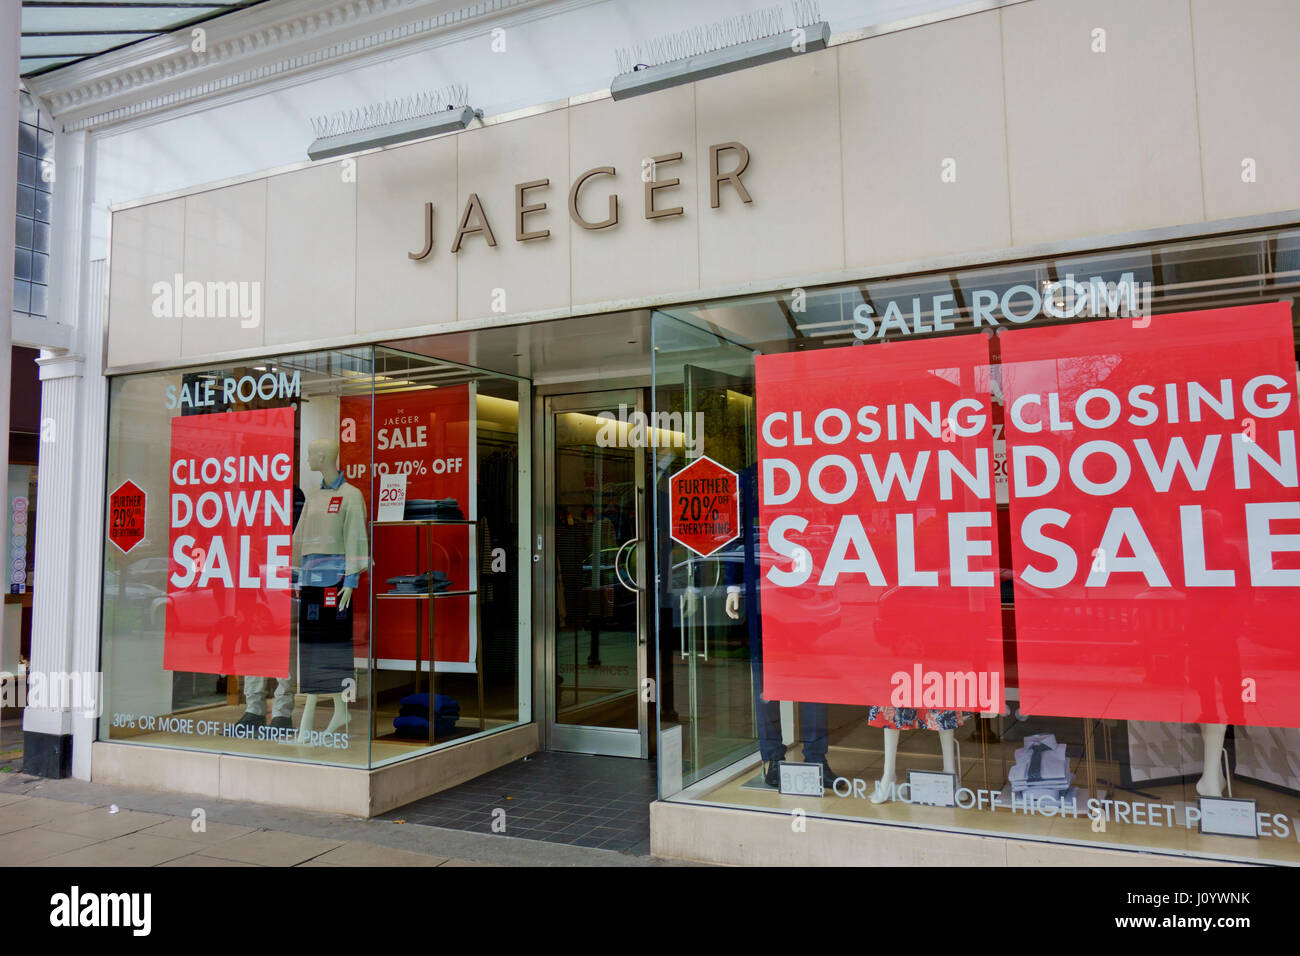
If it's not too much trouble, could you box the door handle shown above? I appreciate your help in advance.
[614,538,642,593]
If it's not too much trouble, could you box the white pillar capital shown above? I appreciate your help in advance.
[37,349,87,381]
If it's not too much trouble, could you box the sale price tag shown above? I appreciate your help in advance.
[377,472,408,521]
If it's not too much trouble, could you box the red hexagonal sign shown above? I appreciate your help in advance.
[669,456,740,557]
[108,480,147,554]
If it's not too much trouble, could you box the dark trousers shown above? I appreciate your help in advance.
[751,657,828,763]
[298,586,353,694]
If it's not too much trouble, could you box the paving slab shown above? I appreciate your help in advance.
[139,818,256,845]
[199,830,342,866]
[41,807,172,840]
[310,841,446,867]
[0,826,101,865]
[438,859,498,867]
[35,832,205,867]
[158,853,263,867]
[0,798,100,835]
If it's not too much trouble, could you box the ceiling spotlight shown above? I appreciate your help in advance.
[308,85,479,161]
[611,4,829,101]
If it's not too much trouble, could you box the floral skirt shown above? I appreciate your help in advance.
[868,706,967,731]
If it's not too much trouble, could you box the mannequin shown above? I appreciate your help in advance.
[866,706,964,803]
[238,675,294,731]
[237,487,305,731]
[724,464,834,786]
[1196,723,1228,797]
[871,727,958,803]
[1190,512,1239,798]
[726,588,833,784]
[293,438,369,743]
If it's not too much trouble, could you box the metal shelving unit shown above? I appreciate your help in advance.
[372,518,485,743]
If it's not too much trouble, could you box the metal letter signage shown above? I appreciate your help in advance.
[410,143,752,259]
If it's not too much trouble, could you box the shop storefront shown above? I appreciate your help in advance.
[101,348,529,774]
[80,2,1300,863]
[649,229,1300,867]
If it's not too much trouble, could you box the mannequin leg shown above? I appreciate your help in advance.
[242,676,267,717]
[297,695,319,744]
[872,728,900,803]
[324,693,350,734]
[1196,723,1228,797]
[270,677,293,724]
[938,729,957,774]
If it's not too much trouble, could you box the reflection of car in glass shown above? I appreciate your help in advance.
[102,570,168,629]
[669,539,841,626]
[668,542,742,627]
[874,568,1147,699]
[103,570,164,603]
[150,576,277,638]
[125,556,171,585]
[669,541,741,594]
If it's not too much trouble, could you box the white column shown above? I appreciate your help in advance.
[23,355,82,751]
[21,116,103,777]
[0,0,21,681]
[69,260,106,781]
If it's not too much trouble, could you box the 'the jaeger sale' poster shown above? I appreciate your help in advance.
[339,386,475,671]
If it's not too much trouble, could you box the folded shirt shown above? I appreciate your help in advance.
[385,571,452,593]
[1009,732,1072,790]
[1016,786,1079,809]
[404,498,465,520]
[1010,767,1070,789]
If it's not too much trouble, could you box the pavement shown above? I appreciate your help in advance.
[0,767,683,867]
[0,718,21,773]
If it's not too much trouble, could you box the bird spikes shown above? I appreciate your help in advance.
[614,1,822,75]
[310,84,471,139]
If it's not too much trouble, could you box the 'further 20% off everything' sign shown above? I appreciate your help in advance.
[670,456,740,557]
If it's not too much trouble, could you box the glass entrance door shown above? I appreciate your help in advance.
[650,313,760,788]
[542,390,649,757]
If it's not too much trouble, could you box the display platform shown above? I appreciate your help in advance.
[689,719,1300,865]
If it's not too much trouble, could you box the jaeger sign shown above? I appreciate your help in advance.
[405,142,752,260]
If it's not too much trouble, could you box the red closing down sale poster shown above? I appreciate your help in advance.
[755,336,1005,710]
[1001,303,1300,726]
[164,408,295,676]
[340,386,475,671]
